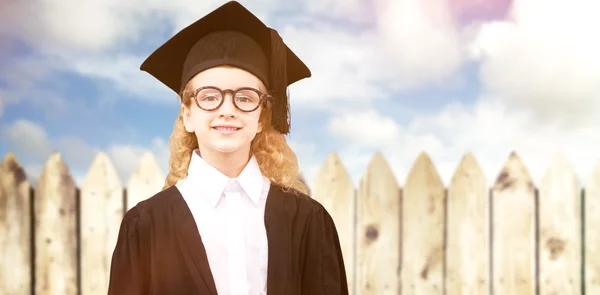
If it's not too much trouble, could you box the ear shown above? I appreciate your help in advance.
[181,105,194,133]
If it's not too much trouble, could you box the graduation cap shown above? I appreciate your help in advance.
[140,0,311,134]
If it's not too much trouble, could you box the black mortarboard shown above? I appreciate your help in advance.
[140,0,311,134]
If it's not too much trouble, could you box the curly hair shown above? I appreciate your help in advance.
[162,79,309,196]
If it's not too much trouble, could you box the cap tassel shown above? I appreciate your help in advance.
[269,29,290,134]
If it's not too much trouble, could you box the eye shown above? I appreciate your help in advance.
[235,95,252,102]
[201,95,219,101]
[197,89,221,101]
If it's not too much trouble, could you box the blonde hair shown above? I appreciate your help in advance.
[162,80,309,196]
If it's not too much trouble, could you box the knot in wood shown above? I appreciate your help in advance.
[7,160,27,185]
[546,237,565,260]
[365,225,379,241]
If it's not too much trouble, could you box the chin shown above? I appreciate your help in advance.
[207,139,250,154]
[211,145,243,154]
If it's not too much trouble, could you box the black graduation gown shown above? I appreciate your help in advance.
[107,184,348,295]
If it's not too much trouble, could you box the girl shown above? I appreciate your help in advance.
[107,1,348,295]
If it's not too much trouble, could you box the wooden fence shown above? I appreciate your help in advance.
[1,150,599,295]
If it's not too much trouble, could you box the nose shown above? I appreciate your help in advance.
[217,93,237,117]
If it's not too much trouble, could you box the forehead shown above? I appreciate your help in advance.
[188,65,265,90]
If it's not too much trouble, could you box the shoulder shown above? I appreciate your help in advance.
[275,185,335,225]
[121,185,181,232]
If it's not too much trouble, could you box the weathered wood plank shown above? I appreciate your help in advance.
[126,151,164,210]
[0,153,32,295]
[491,151,536,295]
[446,152,489,295]
[35,152,78,295]
[80,152,124,295]
[312,153,356,294]
[585,160,600,293]
[538,154,581,295]
[401,152,445,295]
[356,152,400,295]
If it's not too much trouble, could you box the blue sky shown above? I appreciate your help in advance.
[1,0,600,188]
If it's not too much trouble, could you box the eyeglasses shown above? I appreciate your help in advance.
[185,86,271,112]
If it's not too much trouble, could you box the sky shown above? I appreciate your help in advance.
[1,0,600,190]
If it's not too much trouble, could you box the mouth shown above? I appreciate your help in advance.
[212,126,242,132]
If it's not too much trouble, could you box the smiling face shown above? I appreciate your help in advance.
[181,65,266,159]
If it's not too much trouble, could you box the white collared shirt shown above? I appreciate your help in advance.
[176,150,270,295]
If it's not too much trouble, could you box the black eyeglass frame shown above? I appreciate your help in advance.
[183,86,272,112]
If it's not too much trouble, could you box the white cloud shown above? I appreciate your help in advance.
[5,0,283,54]
[285,0,467,106]
[469,0,600,125]
[1,120,53,162]
[417,98,600,186]
[7,0,206,53]
[368,0,465,91]
[68,54,175,102]
[0,55,57,90]
[318,0,600,188]
[0,54,73,118]
[301,0,375,24]
[328,109,401,148]
[0,0,291,103]
[331,99,600,188]
[3,0,468,106]
[284,25,386,107]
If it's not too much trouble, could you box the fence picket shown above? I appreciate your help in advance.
[401,152,445,295]
[312,152,356,294]
[126,152,164,210]
[356,152,400,295]
[446,153,489,295]
[491,152,536,295]
[0,153,32,295]
[538,154,581,294]
[80,152,124,295]
[585,160,600,293]
[35,152,78,295]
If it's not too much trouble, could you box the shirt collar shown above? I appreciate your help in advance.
[185,149,265,207]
